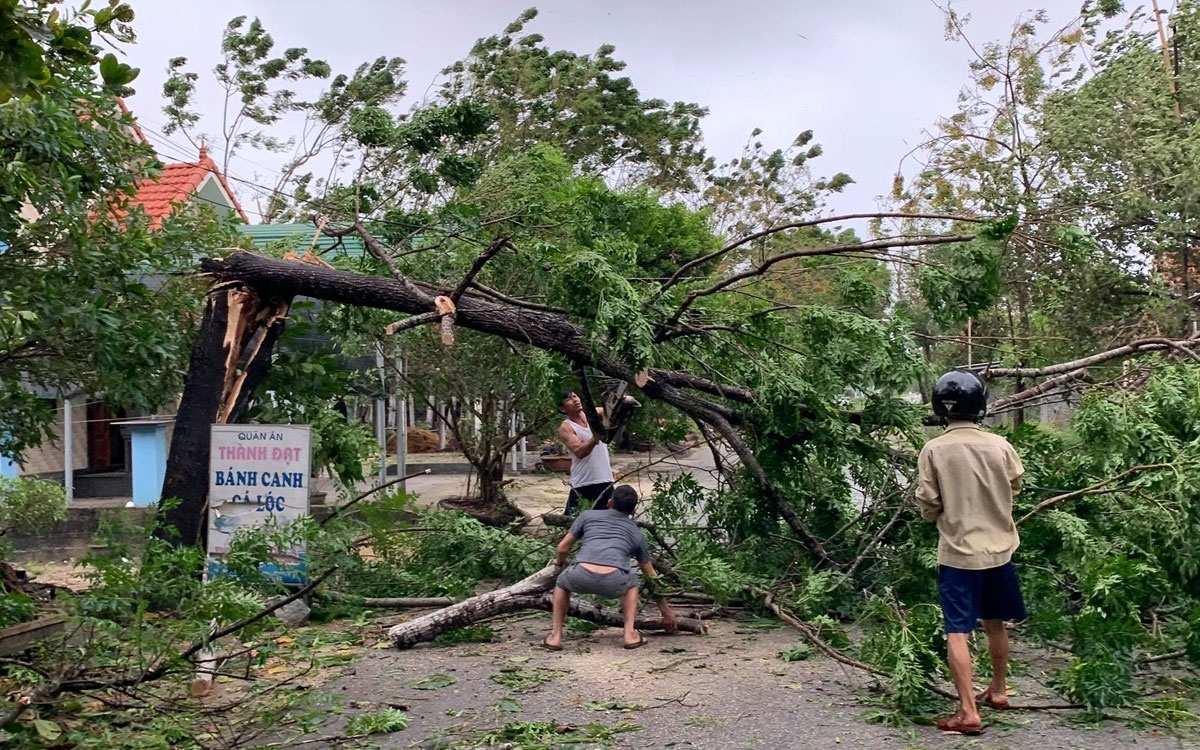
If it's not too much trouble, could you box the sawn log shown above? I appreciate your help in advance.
[386,563,706,648]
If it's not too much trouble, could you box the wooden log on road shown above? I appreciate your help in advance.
[386,563,706,648]
[388,564,563,648]
[509,594,708,635]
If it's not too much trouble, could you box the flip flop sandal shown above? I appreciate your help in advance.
[936,715,983,736]
[976,691,1011,710]
[540,638,563,652]
[623,634,647,650]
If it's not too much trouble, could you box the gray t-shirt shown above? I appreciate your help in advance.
[568,509,651,572]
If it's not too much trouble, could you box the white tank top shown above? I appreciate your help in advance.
[565,419,613,488]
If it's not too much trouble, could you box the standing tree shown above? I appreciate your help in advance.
[890,4,1178,417]
[1042,0,1200,335]
[161,16,405,223]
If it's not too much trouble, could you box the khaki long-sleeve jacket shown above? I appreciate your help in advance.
[915,421,1024,570]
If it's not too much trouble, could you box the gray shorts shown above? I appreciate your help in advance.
[556,563,638,598]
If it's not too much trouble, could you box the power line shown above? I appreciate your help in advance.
[136,115,287,180]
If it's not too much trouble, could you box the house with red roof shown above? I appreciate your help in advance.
[9,121,248,499]
[119,143,248,228]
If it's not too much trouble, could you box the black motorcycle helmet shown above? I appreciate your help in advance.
[931,370,988,421]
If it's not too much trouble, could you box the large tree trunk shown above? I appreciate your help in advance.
[387,563,706,648]
[156,291,235,545]
[158,285,290,546]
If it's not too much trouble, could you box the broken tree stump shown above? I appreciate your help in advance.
[386,563,707,648]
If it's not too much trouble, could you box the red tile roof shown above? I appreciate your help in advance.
[121,145,249,227]
[115,98,149,145]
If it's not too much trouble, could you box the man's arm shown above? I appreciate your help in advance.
[914,447,942,522]
[553,532,577,566]
[637,560,679,631]
[559,420,601,459]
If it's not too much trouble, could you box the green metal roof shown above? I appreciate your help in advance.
[239,223,366,258]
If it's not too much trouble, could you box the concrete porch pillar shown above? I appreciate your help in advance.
[114,418,174,506]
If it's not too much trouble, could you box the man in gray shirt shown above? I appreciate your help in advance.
[543,485,678,650]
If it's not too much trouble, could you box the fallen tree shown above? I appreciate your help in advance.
[180,223,959,559]
[180,244,1200,556]
[386,563,706,649]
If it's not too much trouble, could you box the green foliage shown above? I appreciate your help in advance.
[407,672,456,690]
[916,240,1003,326]
[0,0,137,102]
[977,214,1019,241]
[490,666,567,691]
[310,494,552,600]
[434,623,496,646]
[406,511,548,593]
[858,598,947,714]
[704,129,854,237]
[240,300,379,486]
[164,18,406,223]
[474,719,641,748]
[778,642,815,662]
[0,592,35,627]
[347,105,394,147]
[440,8,707,190]
[0,476,66,536]
[897,0,1199,379]
[0,512,351,747]
[344,707,409,736]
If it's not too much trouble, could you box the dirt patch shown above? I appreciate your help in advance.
[19,560,92,592]
[437,497,529,527]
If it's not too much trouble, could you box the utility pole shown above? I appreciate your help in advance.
[1152,0,1183,120]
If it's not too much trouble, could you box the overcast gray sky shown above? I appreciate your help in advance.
[118,0,1085,222]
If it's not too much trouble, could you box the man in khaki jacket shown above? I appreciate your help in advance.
[916,370,1026,736]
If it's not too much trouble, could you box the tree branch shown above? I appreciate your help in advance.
[654,212,989,299]
[385,312,442,335]
[1016,464,1179,526]
[327,220,434,305]
[318,469,432,527]
[466,281,568,314]
[451,238,510,303]
[662,234,976,331]
[984,338,1200,378]
[647,369,754,403]
[988,369,1093,414]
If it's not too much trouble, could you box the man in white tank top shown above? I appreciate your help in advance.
[557,389,614,514]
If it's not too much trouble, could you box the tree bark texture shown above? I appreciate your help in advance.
[158,285,290,546]
[156,290,234,545]
[386,563,706,648]
[388,564,562,648]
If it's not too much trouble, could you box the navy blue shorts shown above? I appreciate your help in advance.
[938,562,1028,634]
